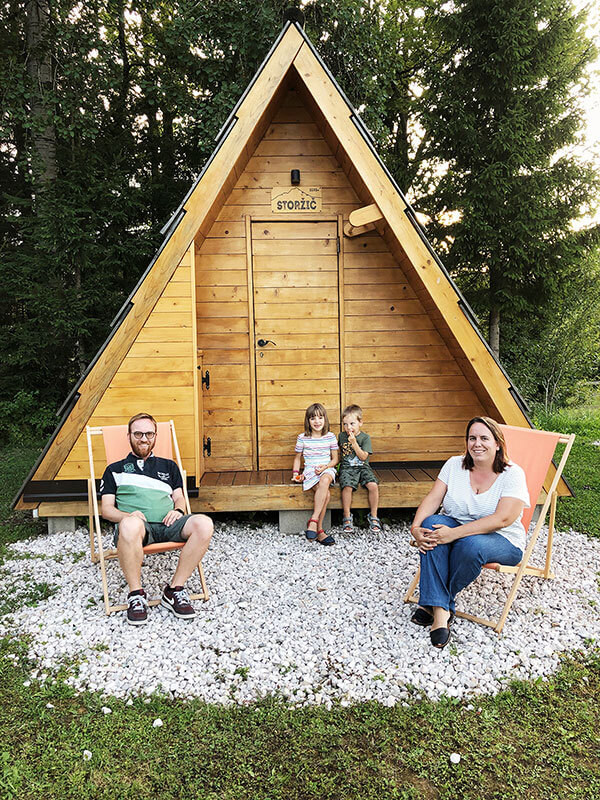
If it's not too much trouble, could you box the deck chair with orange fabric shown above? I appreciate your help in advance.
[404,424,575,634]
[87,420,209,616]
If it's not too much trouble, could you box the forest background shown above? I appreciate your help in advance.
[2,0,600,442]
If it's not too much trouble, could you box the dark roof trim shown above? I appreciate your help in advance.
[158,20,296,238]
[21,476,199,504]
[403,207,479,320]
[302,14,534,422]
[15,19,543,508]
[12,27,295,510]
[403,205,533,421]
[458,299,532,421]
[160,207,185,237]
[163,114,240,233]
[215,22,293,142]
[508,387,532,419]
[350,112,376,146]
[56,300,134,421]
[109,300,133,333]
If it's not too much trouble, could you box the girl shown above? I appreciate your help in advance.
[292,403,339,545]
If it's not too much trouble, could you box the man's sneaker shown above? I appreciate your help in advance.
[161,585,196,619]
[127,589,148,626]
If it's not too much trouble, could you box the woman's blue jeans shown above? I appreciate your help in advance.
[418,514,523,612]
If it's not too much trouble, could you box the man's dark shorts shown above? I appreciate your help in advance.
[113,514,192,547]
[338,464,379,491]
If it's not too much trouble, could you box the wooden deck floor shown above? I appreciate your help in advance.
[192,463,441,513]
[34,463,442,518]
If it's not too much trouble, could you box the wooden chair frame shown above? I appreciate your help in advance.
[404,427,575,634]
[87,420,209,615]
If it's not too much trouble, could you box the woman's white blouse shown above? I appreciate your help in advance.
[438,456,530,551]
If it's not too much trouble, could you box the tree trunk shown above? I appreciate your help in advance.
[162,107,175,187]
[489,304,500,358]
[25,0,57,185]
[113,0,130,129]
[394,109,410,195]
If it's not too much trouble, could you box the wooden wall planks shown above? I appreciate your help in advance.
[56,82,487,481]
[195,85,486,472]
[55,253,197,479]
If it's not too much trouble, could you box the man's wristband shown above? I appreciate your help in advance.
[174,508,185,516]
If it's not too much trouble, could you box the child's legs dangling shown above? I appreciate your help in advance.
[312,473,333,530]
[341,486,353,518]
[319,489,331,530]
[366,481,379,516]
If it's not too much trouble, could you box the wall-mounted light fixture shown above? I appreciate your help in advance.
[290,169,300,185]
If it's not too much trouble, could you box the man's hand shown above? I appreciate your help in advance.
[162,510,182,527]
[130,510,147,521]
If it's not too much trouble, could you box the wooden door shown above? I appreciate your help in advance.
[251,220,340,469]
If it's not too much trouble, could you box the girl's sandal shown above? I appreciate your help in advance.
[367,513,383,534]
[342,515,353,534]
[305,518,319,540]
[317,529,335,546]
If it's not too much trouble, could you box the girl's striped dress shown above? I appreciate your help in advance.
[295,432,338,490]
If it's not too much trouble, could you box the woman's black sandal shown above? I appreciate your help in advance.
[410,606,434,627]
[430,626,451,648]
[430,612,455,648]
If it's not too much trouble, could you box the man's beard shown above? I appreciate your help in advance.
[130,439,153,459]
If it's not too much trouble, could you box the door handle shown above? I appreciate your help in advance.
[257,339,277,347]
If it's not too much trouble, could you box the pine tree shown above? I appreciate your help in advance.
[419,0,600,359]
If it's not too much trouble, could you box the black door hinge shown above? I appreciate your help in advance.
[198,369,210,389]
[203,436,212,457]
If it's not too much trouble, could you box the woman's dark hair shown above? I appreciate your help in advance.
[303,403,330,437]
[462,416,509,473]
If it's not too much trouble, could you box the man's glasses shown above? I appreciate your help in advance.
[130,431,156,440]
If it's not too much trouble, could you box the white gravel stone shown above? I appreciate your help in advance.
[1,522,599,705]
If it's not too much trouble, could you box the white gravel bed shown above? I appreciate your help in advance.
[1,521,599,706]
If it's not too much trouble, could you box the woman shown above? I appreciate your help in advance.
[410,417,530,648]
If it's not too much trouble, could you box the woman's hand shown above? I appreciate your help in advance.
[427,524,459,545]
[314,464,328,475]
[411,525,437,553]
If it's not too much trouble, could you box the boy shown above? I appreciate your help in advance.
[338,404,382,534]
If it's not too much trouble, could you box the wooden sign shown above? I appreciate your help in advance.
[271,186,322,213]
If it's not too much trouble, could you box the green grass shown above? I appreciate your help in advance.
[0,637,599,800]
[534,400,600,537]
[0,441,46,560]
[1,412,600,799]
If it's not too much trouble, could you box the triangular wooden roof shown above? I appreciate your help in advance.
[15,21,568,508]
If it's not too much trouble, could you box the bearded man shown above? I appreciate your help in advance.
[99,412,213,625]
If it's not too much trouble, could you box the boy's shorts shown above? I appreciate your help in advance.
[113,514,191,547]
[338,464,379,491]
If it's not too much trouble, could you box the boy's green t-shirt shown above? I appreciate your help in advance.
[338,431,373,467]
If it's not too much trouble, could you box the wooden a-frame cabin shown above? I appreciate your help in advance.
[14,21,568,524]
